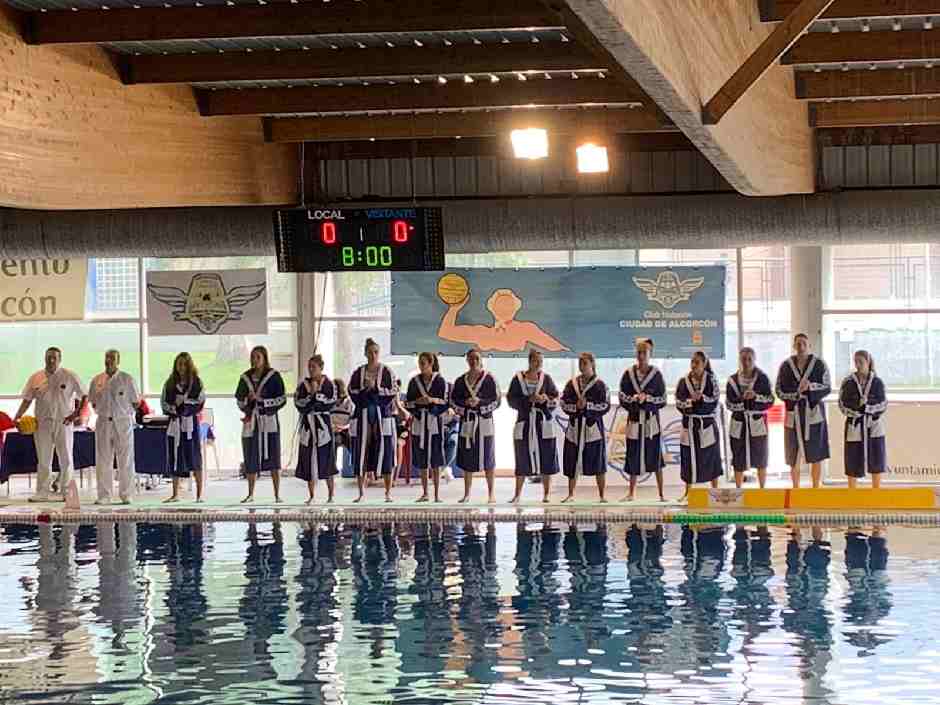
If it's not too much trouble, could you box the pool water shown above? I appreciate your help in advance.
[1,522,939,705]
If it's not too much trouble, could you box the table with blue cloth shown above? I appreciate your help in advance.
[0,427,170,483]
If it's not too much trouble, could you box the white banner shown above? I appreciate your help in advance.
[0,258,87,321]
[146,268,268,336]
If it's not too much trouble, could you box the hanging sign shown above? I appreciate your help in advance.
[0,258,88,321]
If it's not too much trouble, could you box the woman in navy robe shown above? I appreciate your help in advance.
[776,333,831,488]
[404,352,450,503]
[619,338,667,502]
[451,349,501,503]
[561,352,610,503]
[507,349,560,504]
[161,352,205,503]
[676,350,723,497]
[838,350,887,487]
[295,354,337,504]
[726,347,775,488]
[235,345,286,504]
[348,338,399,503]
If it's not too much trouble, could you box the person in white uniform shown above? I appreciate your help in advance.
[13,347,86,502]
[88,350,142,505]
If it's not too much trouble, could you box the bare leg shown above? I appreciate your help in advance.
[459,471,472,503]
[418,468,430,501]
[243,472,256,502]
[306,479,315,504]
[734,471,744,489]
[622,475,638,502]
[541,475,552,503]
[194,471,204,502]
[384,474,393,502]
[326,476,335,502]
[596,473,607,503]
[655,471,665,501]
[164,477,181,502]
[510,476,525,504]
[271,470,281,503]
[431,467,441,502]
[810,462,822,488]
[847,475,857,489]
[354,473,364,502]
[872,473,882,489]
[710,478,719,488]
[485,469,496,503]
[757,467,767,489]
[790,465,801,488]
[561,476,576,503]
[680,482,690,501]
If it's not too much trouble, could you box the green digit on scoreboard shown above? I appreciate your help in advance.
[380,246,392,267]
[366,246,379,267]
[342,246,355,266]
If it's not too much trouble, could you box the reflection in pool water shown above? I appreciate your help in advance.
[0,521,937,704]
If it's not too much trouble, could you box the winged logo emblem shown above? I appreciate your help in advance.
[147,272,266,335]
[632,270,705,309]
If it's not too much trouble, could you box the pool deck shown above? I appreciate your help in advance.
[1,476,939,525]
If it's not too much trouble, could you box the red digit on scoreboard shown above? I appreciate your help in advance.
[392,220,410,244]
[321,221,337,245]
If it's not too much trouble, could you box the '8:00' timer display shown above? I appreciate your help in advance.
[273,207,445,272]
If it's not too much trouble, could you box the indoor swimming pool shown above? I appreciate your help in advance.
[1,520,938,704]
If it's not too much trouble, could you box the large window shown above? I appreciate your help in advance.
[823,244,940,390]
[0,256,298,470]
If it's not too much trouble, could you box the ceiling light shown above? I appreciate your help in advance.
[576,143,609,174]
[517,72,527,81]
[464,74,474,83]
[489,74,500,83]
[437,75,447,84]
[892,18,902,31]
[511,128,549,160]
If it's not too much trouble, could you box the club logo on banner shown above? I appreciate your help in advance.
[392,266,726,358]
[0,258,88,321]
[146,269,268,336]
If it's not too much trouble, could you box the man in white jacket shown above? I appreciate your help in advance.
[88,350,141,505]
[13,347,86,502]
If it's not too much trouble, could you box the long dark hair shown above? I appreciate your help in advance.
[692,350,713,375]
[418,351,440,373]
[249,345,271,376]
[166,352,198,391]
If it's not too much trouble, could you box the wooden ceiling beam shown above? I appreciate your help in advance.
[119,42,599,85]
[198,78,639,117]
[263,107,670,142]
[797,66,940,99]
[762,0,940,22]
[703,0,836,124]
[25,0,557,45]
[555,0,814,195]
[783,28,940,64]
[811,97,940,126]
[817,123,940,145]
[301,131,696,159]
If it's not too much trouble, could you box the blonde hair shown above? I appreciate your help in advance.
[578,352,596,376]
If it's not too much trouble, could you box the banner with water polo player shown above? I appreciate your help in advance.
[146,269,268,336]
[391,266,726,358]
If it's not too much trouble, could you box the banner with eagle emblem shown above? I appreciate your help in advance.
[391,266,726,359]
[146,269,268,336]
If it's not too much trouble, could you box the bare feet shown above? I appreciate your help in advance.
[274,497,282,504]
[434,497,442,503]
[416,495,429,503]
[385,494,393,503]
[509,495,520,504]
[598,497,608,503]
[241,495,254,504]
[659,495,667,502]
[458,495,470,504]
[305,497,314,505]
[327,497,334,504]
[163,496,179,504]
[621,494,635,502]
[487,496,496,504]
[542,496,550,503]
[195,498,204,504]
[353,495,364,503]
[561,495,574,503]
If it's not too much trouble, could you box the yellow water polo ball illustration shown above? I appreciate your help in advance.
[437,273,470,305]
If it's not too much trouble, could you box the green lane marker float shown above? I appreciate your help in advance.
[668,513,787,525]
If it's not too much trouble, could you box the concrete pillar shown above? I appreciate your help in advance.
[790,246,823,349]
[297,272,319,368]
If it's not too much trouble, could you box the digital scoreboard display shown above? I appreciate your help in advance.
[274,207,445,272]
